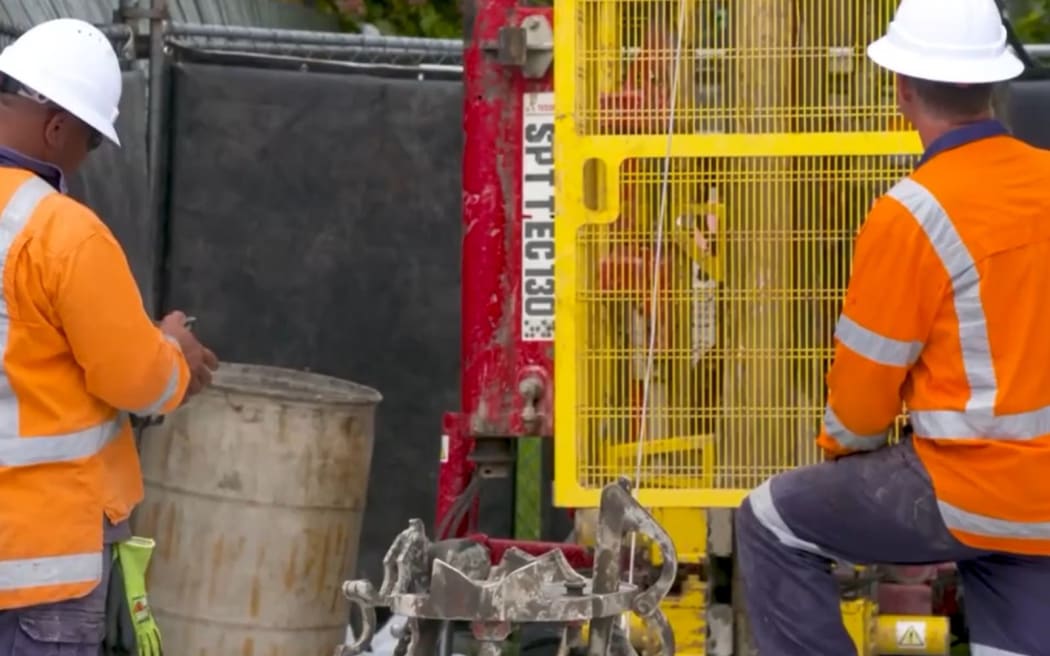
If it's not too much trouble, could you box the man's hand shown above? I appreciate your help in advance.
[159,311,219,397]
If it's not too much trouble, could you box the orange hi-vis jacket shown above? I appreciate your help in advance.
[0,167,189,609]
[817,120,1050,556]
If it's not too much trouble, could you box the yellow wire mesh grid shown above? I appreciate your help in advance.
[574,0,909,136]
[574,155,914,495]
[553,0,922,508]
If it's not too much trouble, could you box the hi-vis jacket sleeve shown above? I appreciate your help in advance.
[54,232,190,416]
[817,191,950,458]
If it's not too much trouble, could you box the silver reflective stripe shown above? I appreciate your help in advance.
[748,479,828,557]
[0,180,109,594]
[0,551,102,591]
[0,177,54,435]
[823,406,889,451]
[132,362,180,416]
[911,403,1050,441]
[888,178,997,414]
[0,419,122,466]
[0,177,121,465]
[834,314,922,367]
[939,500,1050,540]
[971,644,1029,656]
[891,177,1050,441]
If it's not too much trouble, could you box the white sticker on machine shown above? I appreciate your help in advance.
[439,433,449,464]
[521,91,555,342]
[895,620,926,649]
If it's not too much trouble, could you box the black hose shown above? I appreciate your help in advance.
[434,473,482,540]
[998,0,1050,79]
[436,474,479,539]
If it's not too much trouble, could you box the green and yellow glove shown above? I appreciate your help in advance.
[104,537,163,656]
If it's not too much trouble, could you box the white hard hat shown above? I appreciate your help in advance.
[0,18,122,146]
[867,0,1024,84]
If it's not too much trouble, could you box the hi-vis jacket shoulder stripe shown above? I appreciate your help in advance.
[888,177,1050,443]
[0,176,110,591]
[887,179,999,422]
[0,177,123,466]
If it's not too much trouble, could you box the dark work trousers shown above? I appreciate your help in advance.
[736,439,1050,656]
[0,533,118,655]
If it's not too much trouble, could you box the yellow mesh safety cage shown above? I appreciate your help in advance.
[553,0,923,508]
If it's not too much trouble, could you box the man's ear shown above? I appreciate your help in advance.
[896,74,915,106]
[41,110,72,150]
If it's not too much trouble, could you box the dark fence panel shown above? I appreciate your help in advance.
[68,70,154,308]
[161,62,462,580]
[1008,79,1050,149]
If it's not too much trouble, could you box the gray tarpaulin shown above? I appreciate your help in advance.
[161,62,462,580]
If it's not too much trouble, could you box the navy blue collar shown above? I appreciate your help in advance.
[916,119,1010,168]
[0,147,66,193]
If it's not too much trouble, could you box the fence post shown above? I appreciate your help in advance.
[146,0,170,317]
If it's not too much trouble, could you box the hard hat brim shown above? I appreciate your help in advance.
[867,36,1025,84]
[92,120,121,147]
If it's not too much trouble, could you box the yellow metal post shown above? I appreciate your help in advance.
[597,0,620,95]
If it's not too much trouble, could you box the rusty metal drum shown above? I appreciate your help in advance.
[131,363,381,655]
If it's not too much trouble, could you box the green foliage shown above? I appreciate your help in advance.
[1015,0,1050,42]
[301,0,1050,41]
[313,0,463,37]
[303,0,551,37]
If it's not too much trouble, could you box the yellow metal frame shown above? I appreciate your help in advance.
[581,577,707,653]
[842,598,878,655]
[552,0,923,510]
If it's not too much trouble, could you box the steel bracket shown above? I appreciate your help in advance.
[469,435,515,479]
[484,14,553,79]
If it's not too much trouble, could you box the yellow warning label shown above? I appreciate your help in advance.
[895,621,926,648]
[898,627,924,646]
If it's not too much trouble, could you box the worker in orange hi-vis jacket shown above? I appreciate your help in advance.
[0,17,219,654]
[735,0,1050,654]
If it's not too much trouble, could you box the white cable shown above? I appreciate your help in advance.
[625,0,689,609]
